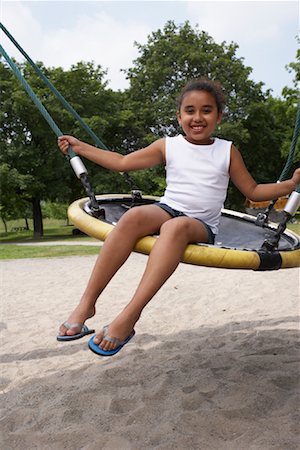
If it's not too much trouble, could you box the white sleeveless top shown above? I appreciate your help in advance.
[160,135,231,234]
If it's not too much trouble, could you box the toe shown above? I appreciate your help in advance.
[93,331,104,345]
[94,331,116,351]
[101,339,115,351]
[59,322,81,336]
[58,323,69,336]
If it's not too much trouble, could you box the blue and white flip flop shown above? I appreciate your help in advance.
[88,325,135,356]
[57,322,95,341]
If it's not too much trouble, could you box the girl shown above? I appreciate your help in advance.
[57,78,300,356]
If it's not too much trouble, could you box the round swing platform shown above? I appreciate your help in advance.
[68,194,300,271]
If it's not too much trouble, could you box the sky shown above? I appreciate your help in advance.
[0,0,299,98]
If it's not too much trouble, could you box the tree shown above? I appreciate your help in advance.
[121,21,299,207]
[0,163,32,232]
[280,45,300,165]
[125,21,265,147]
[226,46,300,208]
[123,21,269,203]
[0,59,125,235]
[0,60,73,236]
[282,40,299,103]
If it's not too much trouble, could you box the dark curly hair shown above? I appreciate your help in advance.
[177,78,226,114]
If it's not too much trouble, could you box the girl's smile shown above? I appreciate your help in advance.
[177,90,222,145]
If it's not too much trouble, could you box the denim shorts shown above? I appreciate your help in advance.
[155,202,215,244]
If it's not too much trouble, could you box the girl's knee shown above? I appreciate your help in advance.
[117,207,148,232]
[160,218,190,238]
[160,217,205,243]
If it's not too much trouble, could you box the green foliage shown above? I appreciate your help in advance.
[0,162,32,228]
[123,20,270,207]
[131,167,166,196]
[241,101,286,182]
[280,48,300,168]
[41,201,68,220]
[266,98,299,168]
[0,60,74,199]
[125,21,265,146]
[0,59,120,233]
[282,41,299,102]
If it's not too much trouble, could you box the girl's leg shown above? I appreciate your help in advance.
[94,216,209,351]
[58,205,172,336]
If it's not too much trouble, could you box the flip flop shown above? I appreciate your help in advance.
[88,325,135,356]
[56,322,95,341]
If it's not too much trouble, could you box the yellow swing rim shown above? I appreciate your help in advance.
[68,194,300,270]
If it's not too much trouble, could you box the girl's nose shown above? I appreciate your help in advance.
[194,111,202,122]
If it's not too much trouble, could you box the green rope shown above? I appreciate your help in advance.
[0,43,76,159]
[0,22,109,151]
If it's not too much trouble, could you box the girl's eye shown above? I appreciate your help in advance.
[203,108,212,114]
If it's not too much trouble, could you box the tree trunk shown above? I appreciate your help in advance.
[32,197,43,237]
[2,217,7,233]
[24,217,30,230]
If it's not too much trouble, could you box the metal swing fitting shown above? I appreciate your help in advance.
[70,156,88,178]
[284,191,300,217]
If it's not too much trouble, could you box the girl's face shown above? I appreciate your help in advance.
[176,90,222,145]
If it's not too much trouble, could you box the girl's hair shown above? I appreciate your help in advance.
[177,78,226,113]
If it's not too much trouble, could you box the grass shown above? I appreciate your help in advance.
[0,244,100,260]
[0,219,86,242]
[0,218,101,259]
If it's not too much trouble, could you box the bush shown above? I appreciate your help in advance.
[41,201,68,220]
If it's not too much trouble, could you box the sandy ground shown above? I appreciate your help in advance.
[1,252,299,450]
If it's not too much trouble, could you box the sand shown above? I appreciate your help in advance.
[1,252,299,450]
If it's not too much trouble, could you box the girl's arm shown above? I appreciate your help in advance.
[58,136,165,172]
[229,145,300,201]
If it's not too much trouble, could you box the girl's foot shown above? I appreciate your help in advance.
[93,310,139,352]
[58,303,96,337]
